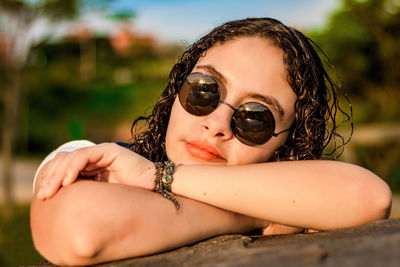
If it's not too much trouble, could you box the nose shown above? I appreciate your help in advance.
[201,102,234,141]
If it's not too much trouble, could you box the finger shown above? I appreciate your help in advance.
[41,152,68,189]
[37,171,64,200]
[305,229,320,233]
[82,163,104,172]
[34,159,52,195]
[59,147,107,186]
[49,149,88,187]
[67,143,119,174]
[79,169,99,177]
[41,152,78,198]
[62,168,84,186]
[80,168,105,177]
[262,223,305,235]
[39,143,119,199]
[37,153,68,200]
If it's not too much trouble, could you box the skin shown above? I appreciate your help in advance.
[165,37,297,166]
[30,37,392,266]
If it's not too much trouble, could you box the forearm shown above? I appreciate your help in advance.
[31,180,262,266]
[172,160,392,230]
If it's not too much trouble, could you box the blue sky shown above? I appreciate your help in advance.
[108,0,340,43]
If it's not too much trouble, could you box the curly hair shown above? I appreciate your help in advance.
[129,17,352,162]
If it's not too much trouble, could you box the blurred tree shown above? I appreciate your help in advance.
[23,39,174,154]
[309,0,400,123]
[0,0,136,215]
[0,0,80,216]
[309,0,400,190]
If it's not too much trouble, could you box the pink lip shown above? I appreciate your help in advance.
[185,141,224,161]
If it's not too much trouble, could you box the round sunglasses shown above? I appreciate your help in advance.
[178,72,291,146]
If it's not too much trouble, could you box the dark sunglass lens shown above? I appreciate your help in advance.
[231,102,275,146]
[178,72,220,116]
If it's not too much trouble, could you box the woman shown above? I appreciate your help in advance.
[30,18,392,266]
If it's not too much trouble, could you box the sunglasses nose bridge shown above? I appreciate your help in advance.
[217,100,236,112]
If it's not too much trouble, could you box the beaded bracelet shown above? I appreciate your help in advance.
[154,161,181,213]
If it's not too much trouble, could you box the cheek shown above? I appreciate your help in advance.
[227,143,274,165]
[165,98,197,161]
[228,136,285,165]
[165,99,180,154]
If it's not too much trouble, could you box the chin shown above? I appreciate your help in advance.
[179,158,228,166]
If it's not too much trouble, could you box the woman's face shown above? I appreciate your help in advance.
[165,36,297,166]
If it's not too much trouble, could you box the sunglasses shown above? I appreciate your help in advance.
[178,72,291,146]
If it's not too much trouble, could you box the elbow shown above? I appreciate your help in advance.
[40,233,103,266]
[30,196,106,266]
[60,228,104,266]
[60,227,104,266]
[368,180,392,220]
[353,170,392,225]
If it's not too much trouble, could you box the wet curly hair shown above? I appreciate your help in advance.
[129,17,353,162]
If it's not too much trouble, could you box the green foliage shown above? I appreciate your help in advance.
[309,0,400,123]
[310,0,400,191]
[0,0,79,22]
[17,38,179,155]
[0,205,44,267]
[354,141,400,191]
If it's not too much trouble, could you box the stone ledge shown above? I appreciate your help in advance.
[36,218,400,266]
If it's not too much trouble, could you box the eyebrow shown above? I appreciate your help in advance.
[246,93,285,118]
[195,64,285,118]
[196,65,227,84]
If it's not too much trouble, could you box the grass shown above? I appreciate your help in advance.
[0,204,45,267]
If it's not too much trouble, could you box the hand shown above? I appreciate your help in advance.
[262,223,306,235]
[36,143,155,200]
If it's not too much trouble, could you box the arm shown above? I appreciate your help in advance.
[32,144,304,265]
[171,160,392,230]
[35,143,391,231]
[31,180,263,266]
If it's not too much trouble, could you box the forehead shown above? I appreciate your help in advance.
[194,36,296,116]
[196,37,286,84]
